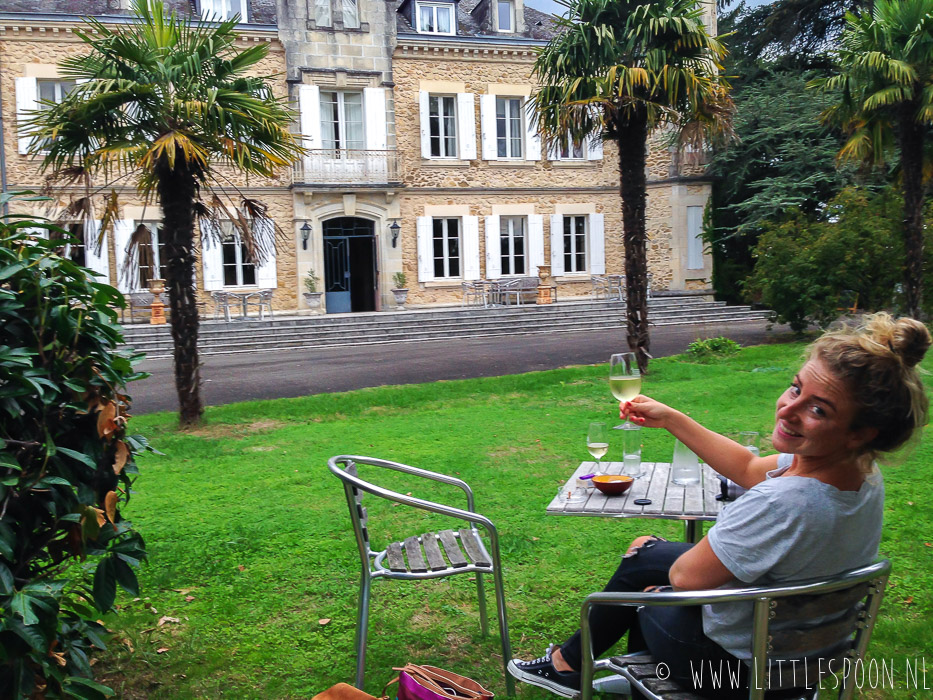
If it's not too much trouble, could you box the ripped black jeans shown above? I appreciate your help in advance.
[558,538,764,700]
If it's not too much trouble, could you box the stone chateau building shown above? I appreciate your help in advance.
[0,0,715,314]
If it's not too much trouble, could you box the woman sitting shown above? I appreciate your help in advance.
[509,313,930,699]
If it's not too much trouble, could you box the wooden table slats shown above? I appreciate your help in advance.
[547,462,722,523]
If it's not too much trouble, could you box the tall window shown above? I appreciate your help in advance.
[314,0,332,25]
[500,216,526,275]
[497,0,514,31]
[221,224,256,287]
[557,134,585,160]
[416,2,454,34]
[341,0,361,27]
[54,223,86,266]
[200,0,248,21]
[37,79,76,109]
[496,97,523,158]
[136,222,168,289]
[687,205,704,269]
[429,95,457,158]
[563,216,587,273]
[433,218,461,278]
[320,91,364,152]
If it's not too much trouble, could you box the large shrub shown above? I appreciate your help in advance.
[744,187,905,332]
[0,208,148,699]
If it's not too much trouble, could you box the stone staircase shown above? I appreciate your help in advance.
[120,295,771,360]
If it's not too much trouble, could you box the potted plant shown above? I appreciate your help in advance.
[391,271,409,310]
[303,270,323,310]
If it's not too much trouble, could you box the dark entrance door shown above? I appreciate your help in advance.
[323,217,377,314]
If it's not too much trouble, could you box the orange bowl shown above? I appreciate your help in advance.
[592,474,634,496]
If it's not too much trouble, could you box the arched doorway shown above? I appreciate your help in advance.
[323,217,377,313]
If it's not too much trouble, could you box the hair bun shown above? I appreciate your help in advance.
[890,318,931,368]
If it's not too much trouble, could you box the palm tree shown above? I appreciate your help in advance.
[532,0,733,370]
[26,0,302,426]
[812,0,933,319]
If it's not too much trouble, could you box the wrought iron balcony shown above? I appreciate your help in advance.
[293,149,403,186]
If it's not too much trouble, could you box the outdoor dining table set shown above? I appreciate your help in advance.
[210,289,275,322]
[547,460,723,543]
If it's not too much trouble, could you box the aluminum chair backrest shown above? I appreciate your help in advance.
[580,559,891,700]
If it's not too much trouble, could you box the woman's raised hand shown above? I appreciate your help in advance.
[620,395,674,429]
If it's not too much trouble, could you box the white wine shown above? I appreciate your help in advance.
[587,442,609,459]
[609,375,642,402]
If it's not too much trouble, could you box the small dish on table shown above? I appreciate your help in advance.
[592,474,634,496]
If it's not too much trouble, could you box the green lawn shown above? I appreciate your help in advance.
[99,342,933,699]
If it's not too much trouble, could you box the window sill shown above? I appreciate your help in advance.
[554,274,591,282]
[551,160,597,168]
[486,160,537,167]
[422,279,464,288]
[420,158,471,167]
[306,22,370,33]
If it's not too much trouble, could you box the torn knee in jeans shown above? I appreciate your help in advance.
[622,535,669,559]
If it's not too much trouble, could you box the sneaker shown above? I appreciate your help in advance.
[507,647,581,698]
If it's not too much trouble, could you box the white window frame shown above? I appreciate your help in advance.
[428,95,458,159]
[341,0,361,27]
[496,97,524,159]
[432,217,462,279]
[200,0,248,22]
[314,0,333,25]
[554,133,586,161]
[319,90,365,152]
[563,215,588,274]
[135,221,169,290]
[221,224,258,288]
[499,216,527,276]
[416,2,455,35]
[496,0,515,32]
[687,205,705,270]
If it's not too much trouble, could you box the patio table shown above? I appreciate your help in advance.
[546,461,723,543]
[220,291,252,321]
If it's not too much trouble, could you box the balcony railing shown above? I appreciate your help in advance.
[293,149,402,186]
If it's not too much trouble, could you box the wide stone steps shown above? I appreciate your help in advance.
[120,296,770,359]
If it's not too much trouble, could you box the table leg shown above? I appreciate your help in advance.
[684,520,702,544]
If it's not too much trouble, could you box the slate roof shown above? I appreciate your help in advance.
[0,0,276,25]
[396,0,560,41]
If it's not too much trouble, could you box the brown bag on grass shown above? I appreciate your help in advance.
[313,682,378,700]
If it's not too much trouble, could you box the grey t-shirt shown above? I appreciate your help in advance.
[702,453,884,659]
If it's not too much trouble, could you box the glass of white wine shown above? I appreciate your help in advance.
[610,352,641,429]
[586,422,609,474]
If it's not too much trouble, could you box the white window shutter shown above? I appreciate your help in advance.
[480,94,497,161]
[549,214,564,276]
[363,87,387,150]
[299,85,321,173]
[484,215,501,279]
[524,101,541,161]
[687,205,705,270]
[113,219,136,292]
[456,93,476,160]
[255,219,278,288]
[528,214,544,275]
[419,91,431,158]
[417,216,434,282]
[200,223,224,291]
[462,216,480,280]
[15,77,37,155]
[587,135,603,160]
[589,213,605,275]
[83,221,110,282]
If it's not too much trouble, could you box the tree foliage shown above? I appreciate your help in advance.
[0,202,148,699]
[811,0,933,318]
[532,0,733,371]
[744,187,906,332]
[26,0,303,426]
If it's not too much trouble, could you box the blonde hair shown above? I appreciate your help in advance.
[808,312,931,460]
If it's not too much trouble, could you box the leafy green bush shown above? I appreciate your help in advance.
[0,208,148,699]
[685,336,742,362]
[743,187,905,332]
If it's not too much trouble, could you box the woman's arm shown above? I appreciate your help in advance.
[668,537,734,590]
[621,395,779,488]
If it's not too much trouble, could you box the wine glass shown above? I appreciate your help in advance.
[610,352,641,429]
[586,422,609,475]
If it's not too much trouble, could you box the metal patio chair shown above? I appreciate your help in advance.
[210,290,232,322]
[579,559,891,700]
[462,280,484,307]
[245,288,274,320]
[328,455,514,695]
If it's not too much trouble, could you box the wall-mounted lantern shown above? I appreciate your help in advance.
[389,220,401,248]
[300,222,312,250]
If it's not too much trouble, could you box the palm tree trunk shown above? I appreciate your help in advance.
[157,162,204,427]
[899,103,925,319]
[617,109,651,372]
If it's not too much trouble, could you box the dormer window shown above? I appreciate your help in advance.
[497,0,514,32]
[417,2,455,34]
